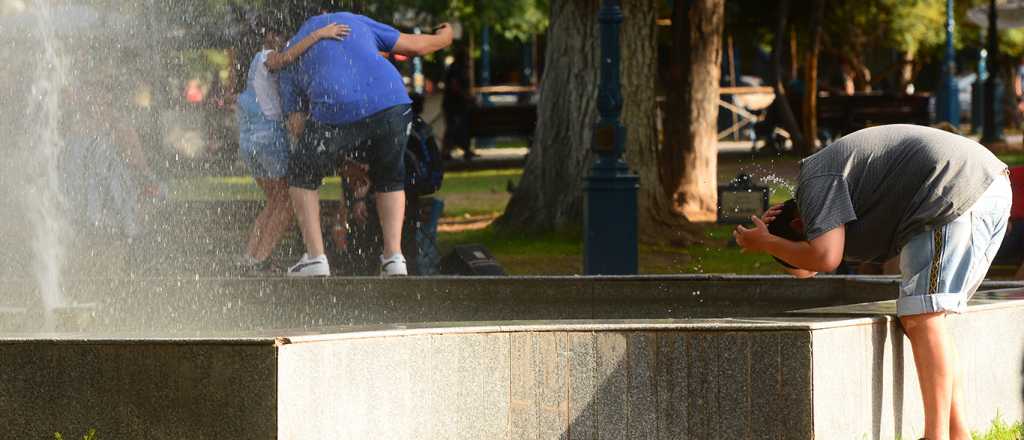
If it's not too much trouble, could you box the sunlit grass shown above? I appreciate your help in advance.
[169,169,522,218]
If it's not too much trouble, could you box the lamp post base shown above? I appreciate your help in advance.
[583,160,639,275]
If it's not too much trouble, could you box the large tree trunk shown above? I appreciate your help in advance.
[659,0,725,228]
[501,0,660,233]
[799,0,824,156]
[618,0,690,244]
[499,0,601,231]
[770,0,807,153]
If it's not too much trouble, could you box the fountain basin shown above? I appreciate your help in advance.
[3,277,1023,439]
[0,275,926,334]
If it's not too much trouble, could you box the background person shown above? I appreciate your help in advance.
[442,48,475,161]
[279,5,453,277]
[235,18,349,272]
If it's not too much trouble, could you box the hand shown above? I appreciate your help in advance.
[761,203,784,225]
[315,23,351,41]
[733,215,774,253]
[434,22,454,42]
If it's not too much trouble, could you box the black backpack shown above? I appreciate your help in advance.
[404,115,444,196]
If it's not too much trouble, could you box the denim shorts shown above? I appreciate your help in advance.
[238,105,289,180]
[288,104,412,192]
[896,174,1012,316]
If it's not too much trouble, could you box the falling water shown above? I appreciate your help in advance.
[22,1,69,327]
[759,173,796,196]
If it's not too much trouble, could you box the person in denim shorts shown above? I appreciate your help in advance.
[278,7,453,277]
[734,124,1010,440]
[235,18,348,271]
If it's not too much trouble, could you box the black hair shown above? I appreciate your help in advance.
[766,198,804,269]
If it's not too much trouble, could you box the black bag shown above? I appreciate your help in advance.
[441,244,506,276]
[405,116,444,196]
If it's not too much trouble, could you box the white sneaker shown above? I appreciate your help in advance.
[287,254,330,277]
[380,253,408,276]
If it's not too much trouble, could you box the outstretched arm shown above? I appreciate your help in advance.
[391,23,454,57]
[265,23,350,72]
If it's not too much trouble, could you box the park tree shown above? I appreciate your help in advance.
[499,0,660,232]
[649,0,725,242]
[501,0,727,248]
[822,0,946,92]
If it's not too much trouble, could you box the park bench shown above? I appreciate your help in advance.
[815,93,931,140]
[467,104,537,145]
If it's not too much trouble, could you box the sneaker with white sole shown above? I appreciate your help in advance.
[380,253,408,276]
[287,253,330,277]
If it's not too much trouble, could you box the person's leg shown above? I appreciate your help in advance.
[947,341,970,440]
[376,190,405,257]
[367,105,413,266]
[243,178,277,259]
[250,178,292,261]
[900,312,955,440]
[290,187,324,257]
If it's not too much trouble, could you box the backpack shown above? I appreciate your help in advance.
[404,115,444,196]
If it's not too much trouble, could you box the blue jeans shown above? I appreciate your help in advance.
[897,174,1012,316]
[238,99,289,180]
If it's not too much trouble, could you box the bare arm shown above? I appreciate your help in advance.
[734,215,846,274]
[265,23,350,72]
[390,23,454,57]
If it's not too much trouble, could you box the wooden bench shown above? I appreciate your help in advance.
[467,104,537,144]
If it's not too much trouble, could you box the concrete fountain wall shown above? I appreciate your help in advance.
[2,277,1024,439]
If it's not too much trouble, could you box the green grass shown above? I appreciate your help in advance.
[169,169,522,218]
[437,223,779,276]
[997,153,1024,167]
[972,413,1024,440]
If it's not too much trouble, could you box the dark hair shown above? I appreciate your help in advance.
[767,199,803,241]
[767,198,804,269]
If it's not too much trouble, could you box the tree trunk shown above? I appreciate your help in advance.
[618,0,690,244]
[799,0,824,156]
[899,50,916,93]
[769,0,807,153]
[659,0,725,229]
[499,0,601,231]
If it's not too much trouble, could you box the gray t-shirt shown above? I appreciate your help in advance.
[797,124,1006,263]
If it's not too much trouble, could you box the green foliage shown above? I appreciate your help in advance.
[446,0,548,42]
[825,0,945,58]
[971,412,1023,440]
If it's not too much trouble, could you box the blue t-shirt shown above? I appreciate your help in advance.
[279,13,412,125]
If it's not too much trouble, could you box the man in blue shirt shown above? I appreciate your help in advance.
[279,7,453,277]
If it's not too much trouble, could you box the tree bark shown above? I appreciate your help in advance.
[799,0,825,156]
[769,0,807,153]
[616,0,693,244]
[499,0,601,231]
[659,0,725,229]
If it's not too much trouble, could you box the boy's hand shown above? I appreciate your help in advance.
[733,215,773,253]
[761,203,783,224]
[433,23,454,43]
[315,23,351,41]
